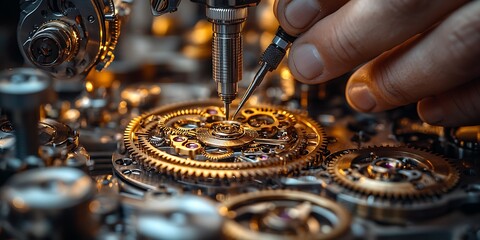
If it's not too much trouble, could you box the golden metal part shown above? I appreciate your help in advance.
[196,121,258,148]
[327,146,459,199]
[123,100,327,181]
[173,118,202,133]
[201,147,234,161]
[157,108,206,137]
[95,2,121,71]
[219,190,351,240]
[235,107,296,132]
[169,135,202,159]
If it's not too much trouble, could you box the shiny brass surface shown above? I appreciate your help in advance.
[220,190,352,240]
[123,100,327,181]
[327,146,459,199]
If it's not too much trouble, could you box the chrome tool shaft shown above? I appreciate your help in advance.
[232,27,297,119]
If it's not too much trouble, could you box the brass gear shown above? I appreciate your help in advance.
[201,147,234,161]
[158,108,205,136]
[219,190,351,240]
[235,107,297,137]
[123,100,327,181]
[326,146,459,199]
[196,121,258,148]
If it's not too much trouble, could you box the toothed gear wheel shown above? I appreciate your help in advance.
[158,108,206,136]
[201,147,234,161]
[196,121,259,148]
[122,100,327,182]
[326,146,459,199]
[219,190,351,240]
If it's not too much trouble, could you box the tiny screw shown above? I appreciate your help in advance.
[88,15,95,23]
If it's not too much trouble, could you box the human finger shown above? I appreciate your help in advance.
[417,79,480,127]
[274,0,348,36]
[345,0,480,113]
[287,0,468,84]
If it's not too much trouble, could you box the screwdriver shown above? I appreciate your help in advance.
[232,27,298,119]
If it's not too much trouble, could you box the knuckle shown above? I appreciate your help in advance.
[446,13,480,70]
[383,0,431,15]
[328,22,365,65]
[451,95,476,120]
[451,81,480,121]
[375,65,413,106]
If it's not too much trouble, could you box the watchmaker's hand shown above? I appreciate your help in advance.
[275,0,480,127]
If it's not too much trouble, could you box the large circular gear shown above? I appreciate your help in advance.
[326,146,459,199]
[219,190,351,240]
[121,100,327,183]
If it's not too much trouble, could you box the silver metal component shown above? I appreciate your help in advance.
[206,7,247,114]
[0,118,90,169]
[232,62,268,119]
[135,194,223,240]
[0,119,15,153]
[0,167,96,239]
[272,35,290,50]
[233,27,297,119]
[28,20,78,67]
[206,7,248,21]
[0,68,52,161]
[224,101,230,120]
[0,68,52,109]
[150,0,182,16]
[38,119,90,168]
[18,0,123,81]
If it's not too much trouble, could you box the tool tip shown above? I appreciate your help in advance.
[232,105,242,120]
[224,102,230,120]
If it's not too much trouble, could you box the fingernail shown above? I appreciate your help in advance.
[348,84,376,112]
[285,0,321,29]
[290,44,324,80]
[418,98,444,124]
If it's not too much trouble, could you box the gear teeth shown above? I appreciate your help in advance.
[157,108,204,137]
[219,190,352,240]
[121,100,327,183]
[201,148,234,161]
[326,145,459,200]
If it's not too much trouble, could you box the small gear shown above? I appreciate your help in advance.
[173,118,203,133]
[121,100,327,182]
[196,121,258,148]
[157,108,205,136]
[326,146,459,199]
[235,107,297,138]
[201,147,234,161]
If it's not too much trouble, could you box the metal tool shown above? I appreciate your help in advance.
[205,6,248,120]
[17,0,128,82]
[151,0,260,120]
[232,27,297,119]
[198,0,260,120]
